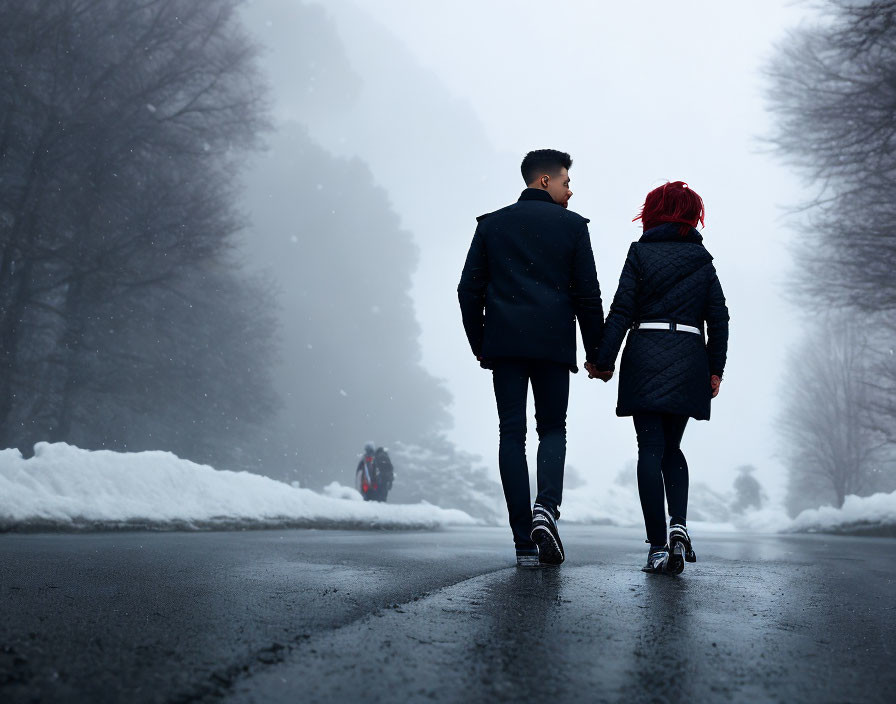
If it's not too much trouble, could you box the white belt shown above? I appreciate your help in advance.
[635,321,702,335]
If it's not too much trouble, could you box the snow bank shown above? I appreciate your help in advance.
[729,505,794,533]
[322,481,364,501]
[561,476,896,537]
[0,443,477,531]
[560,482,775,534]
[4,443,892,536]
[788,491,896,535]
[560,483,642,526]
[559,479,783,532]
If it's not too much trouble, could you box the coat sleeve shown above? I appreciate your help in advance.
[594,244,640,372]
[704,266,729,378]
[570,223,605,362]
[457,225,489,357]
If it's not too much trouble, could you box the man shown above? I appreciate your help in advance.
[457,149,605,568]
[373,445,394,502]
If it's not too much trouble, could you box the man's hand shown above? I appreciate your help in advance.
[711,374,721,398]
[585,362,613,382]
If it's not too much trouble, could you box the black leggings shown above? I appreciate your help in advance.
[633,412,689,547]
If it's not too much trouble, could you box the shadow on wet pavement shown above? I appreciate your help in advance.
[227,537,895,704]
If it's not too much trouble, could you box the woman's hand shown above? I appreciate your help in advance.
[711,375,721,398]
[585,362,613,382]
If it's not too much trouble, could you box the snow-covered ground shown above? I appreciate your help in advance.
[559,479,791,533]
[559,479,896,536]
[0,443,477,531]
[1,443,893,536]
[787,491,896,535]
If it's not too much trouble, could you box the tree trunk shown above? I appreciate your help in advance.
[49,276,86,443]
[0,258,35,450]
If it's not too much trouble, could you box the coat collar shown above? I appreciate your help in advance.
[639,222,704,244]
[518,188,559,205]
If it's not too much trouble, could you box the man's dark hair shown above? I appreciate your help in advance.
[521,149,572,184]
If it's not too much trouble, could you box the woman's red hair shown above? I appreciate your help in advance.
[633,181,705,235]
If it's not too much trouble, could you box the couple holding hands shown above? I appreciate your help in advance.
[458,149,729,574]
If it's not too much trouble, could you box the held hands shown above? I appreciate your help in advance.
[581,363,720,394]
[584,362,613,382]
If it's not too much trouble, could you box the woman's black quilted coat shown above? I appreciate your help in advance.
[595,223,729,420]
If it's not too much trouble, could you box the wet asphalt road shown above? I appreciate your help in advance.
[1,526,894,703]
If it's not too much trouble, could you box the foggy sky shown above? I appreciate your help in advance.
[244,0,812,498]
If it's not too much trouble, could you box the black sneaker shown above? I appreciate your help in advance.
[668,523,695,574]
[516,549,541,569]
[641,545,670,573]
[531,504,564,565]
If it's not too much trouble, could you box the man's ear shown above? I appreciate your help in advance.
[541,175,549,188]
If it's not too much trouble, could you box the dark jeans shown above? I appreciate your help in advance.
[492,359,569,550]
[633,412,689,547]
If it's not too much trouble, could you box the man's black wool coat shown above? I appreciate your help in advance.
[594,223,729,420]
[457,188,605,371]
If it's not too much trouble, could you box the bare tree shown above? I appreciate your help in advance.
[766,0,896,312]
[0,0,276,465]
[768,1,896,506]
[781,314,887,512]
[863,318,896,451]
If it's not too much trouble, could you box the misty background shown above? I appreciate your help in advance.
[238,0,804,504]
[3,0,895,522]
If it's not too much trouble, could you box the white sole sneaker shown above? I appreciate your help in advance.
[531,506,564,565]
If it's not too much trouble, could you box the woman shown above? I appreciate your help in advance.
[589,181,729,574]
